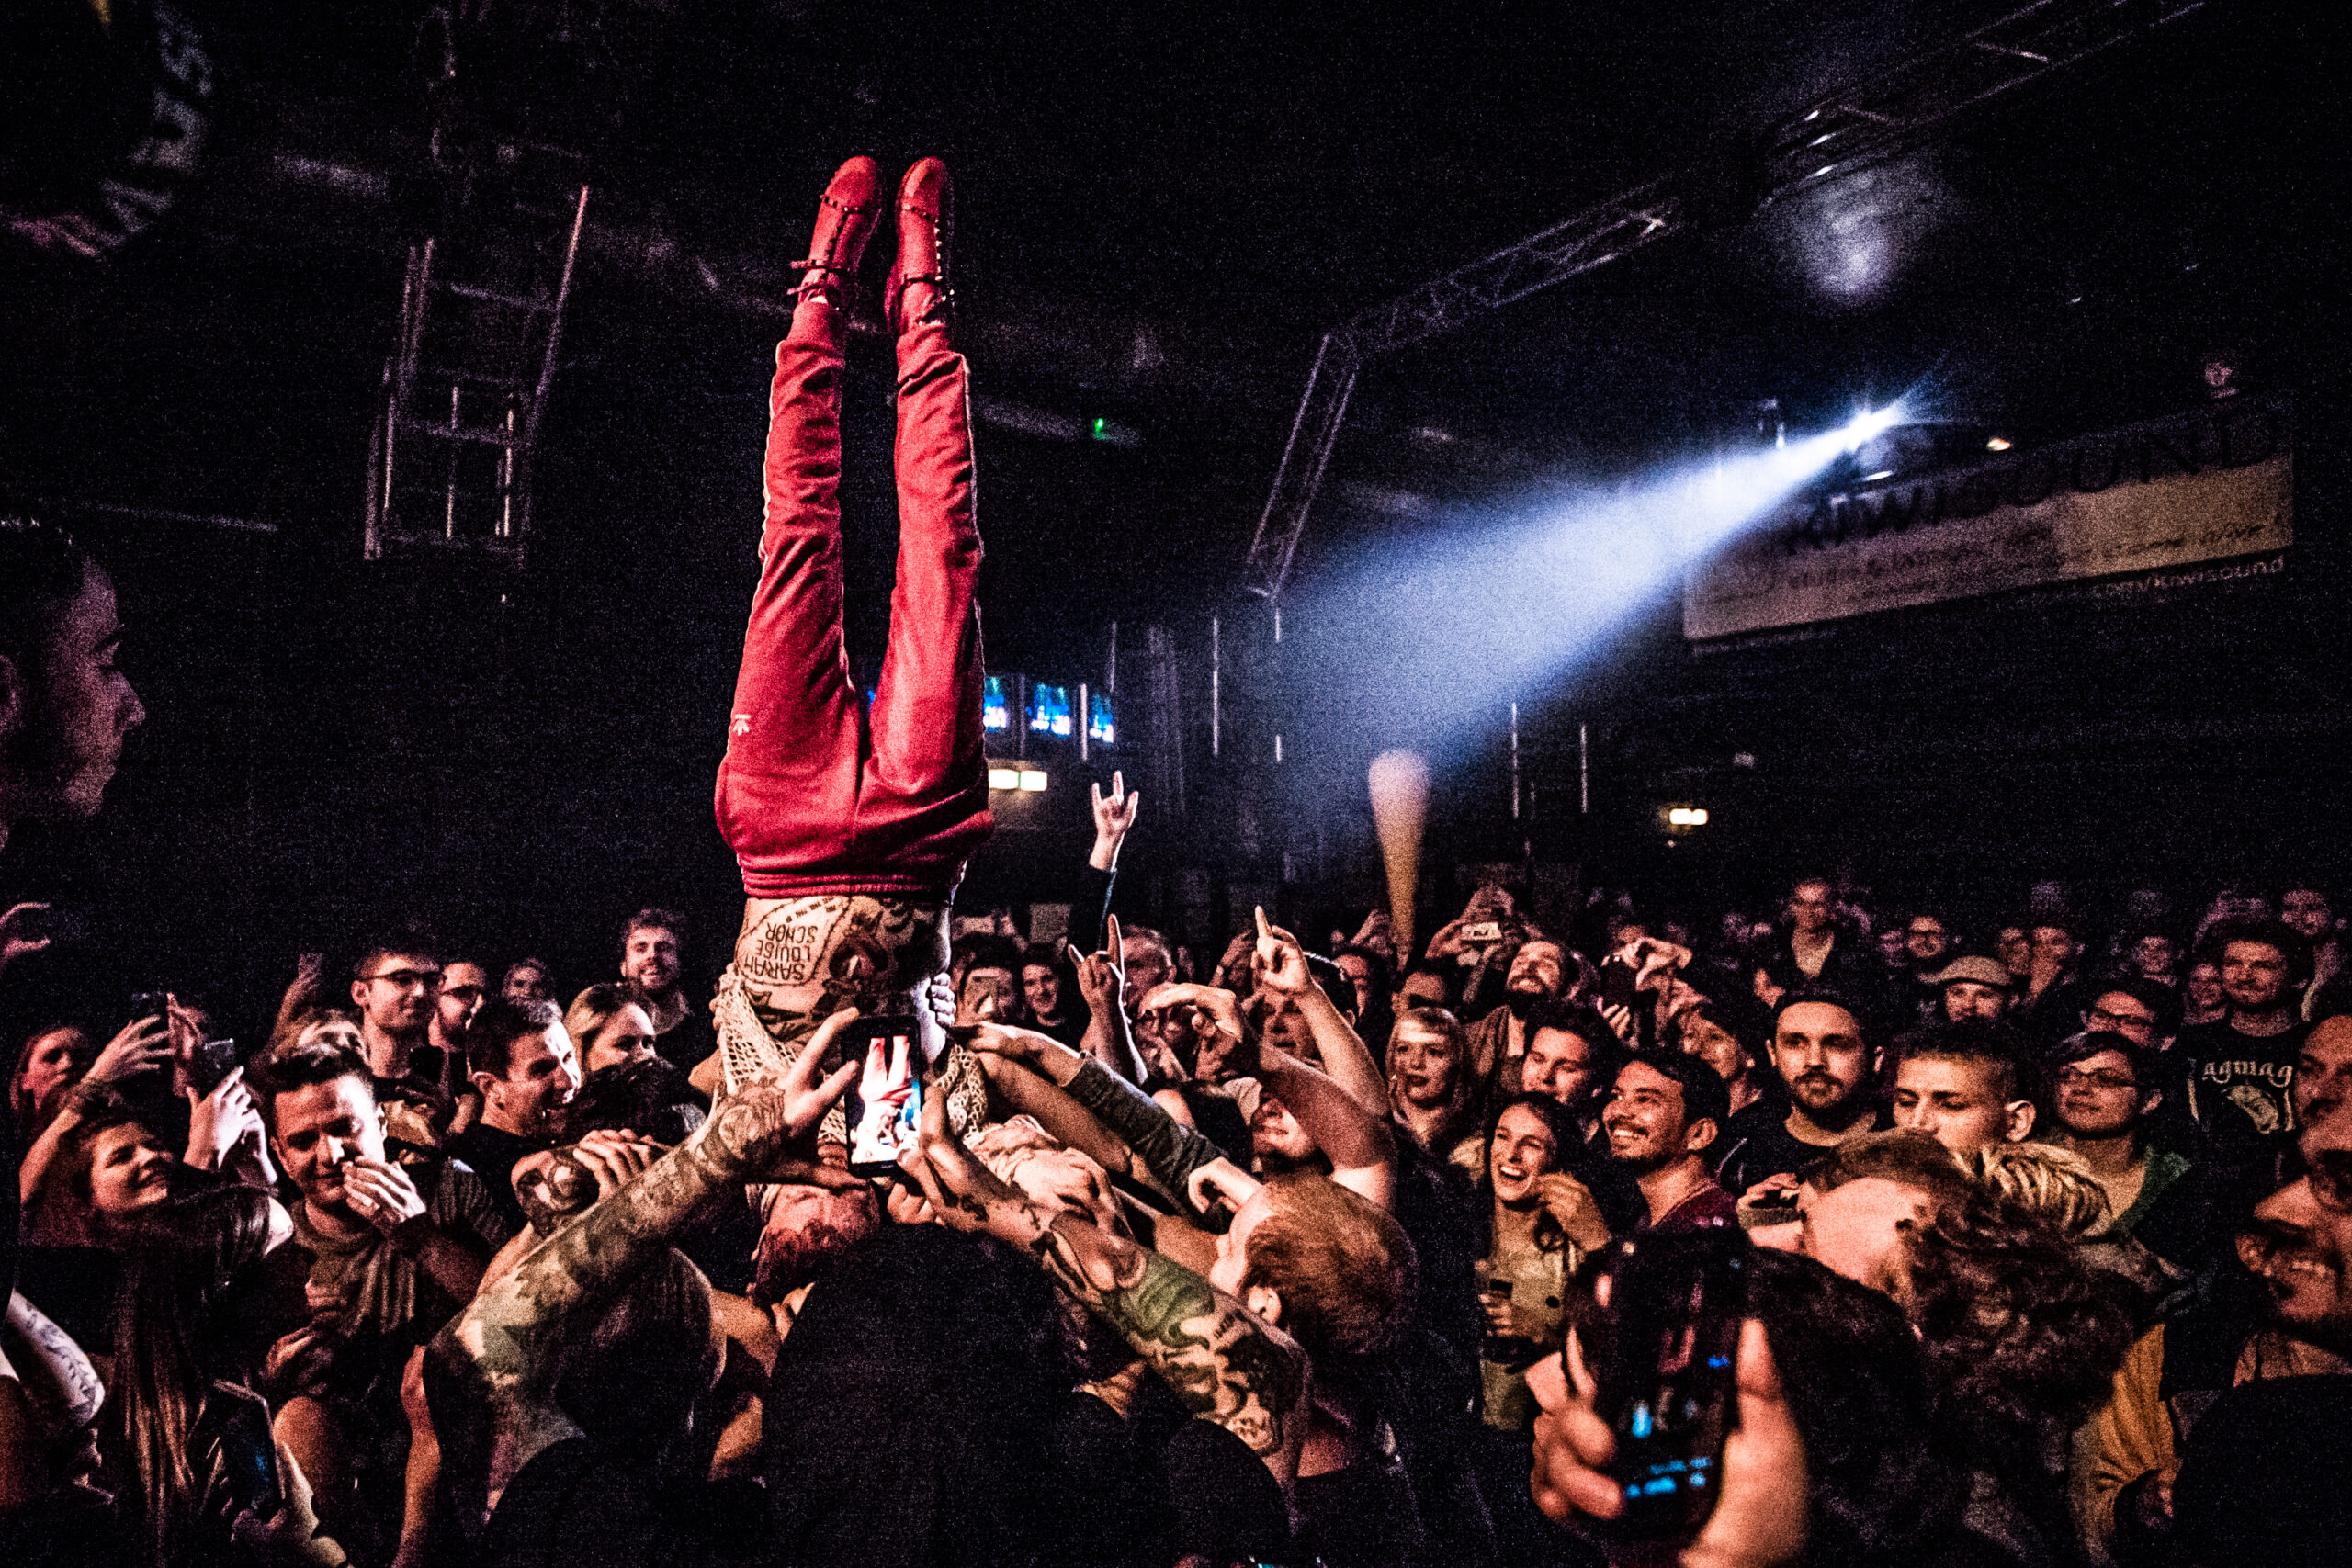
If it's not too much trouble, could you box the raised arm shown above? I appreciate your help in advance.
[1252,908,1388,1118]
[20,1017,171,1208]
[971,1048,1179,1207]
[967,1022,1228,1222]
[1068,772,1139,953]
[899,1092,1306,1490]
[1069,914,1148,1082]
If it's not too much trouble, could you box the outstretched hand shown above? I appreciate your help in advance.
[1068,911,1127,1017]
[705,1008,863,1188]
[1141,982,1258,1081]
[897,1084,1024,1235]
[1185,1157,1262,1222]
[87,1013,172,1088]
[1250,906,1313,998]
[0,901,52,976]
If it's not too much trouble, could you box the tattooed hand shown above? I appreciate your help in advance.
[707,1008,865,1186]
[514,1131,665,1235]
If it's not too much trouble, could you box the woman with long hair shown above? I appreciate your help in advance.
[561,983,661,1076]
[1385,1007,1483,1173]
[107,1184,345,1568]
[1470,1091,1604,1565]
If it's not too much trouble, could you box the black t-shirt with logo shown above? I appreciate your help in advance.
[2176,1019,2308,1150]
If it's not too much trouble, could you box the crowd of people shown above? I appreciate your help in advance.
[4,154,2346,1568]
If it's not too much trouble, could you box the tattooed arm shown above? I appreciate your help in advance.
[429,1014,860,1521]
[900,1092,1308,1490]
[967,1025,1230,1220]
[969,1050,1181,1207]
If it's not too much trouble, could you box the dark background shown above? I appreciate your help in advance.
[2,0,2345,1040]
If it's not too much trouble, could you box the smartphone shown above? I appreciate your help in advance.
[1460,920,1504,945]
[186,1037,240,1097]
[840,1019,926,1178]
[211,1391,285,1521]
[128,989,169,1029]
[1599,957,1640,1011]
[408,1043,447,1087]
[1577,1226,1749,1542]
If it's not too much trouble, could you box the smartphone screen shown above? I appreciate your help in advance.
[212,1393,285,1521]
[842,1020,925,1177]
[1599,958,1639,1011]
[1579,1227,1748,1541]
[186,1038,240,1097]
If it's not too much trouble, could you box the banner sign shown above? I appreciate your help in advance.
[1681,400,2292,641]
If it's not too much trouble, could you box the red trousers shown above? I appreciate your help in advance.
[715,299,991,900]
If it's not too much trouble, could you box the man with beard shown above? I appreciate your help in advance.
[2177,919,2312,1158]
[1600,1055,1736,1231]
[620,908,716,1073]
[1464,937,1573,1100]
[1719,990,1889,1202]
[2077,1162,2352,1563]
[432,957,491,1071]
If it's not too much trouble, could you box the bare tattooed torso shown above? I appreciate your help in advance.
[732,895,948,1046]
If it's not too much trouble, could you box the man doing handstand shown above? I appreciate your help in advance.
[709,155,991,1139]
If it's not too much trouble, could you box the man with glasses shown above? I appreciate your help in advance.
[2049,1032,2206,1265]
[433,958,491,1066]
[347,930,443,1085]
[2079,977,2178,1052]
[1895,908,1954,1023]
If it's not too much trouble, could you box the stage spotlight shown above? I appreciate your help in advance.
[988,766,1021,791]
[1018,768,1049,792]
[1667,807,1710,827]
[1985,435,2012,451]
[1294,393,1922,753]
[1839,403,1904,450]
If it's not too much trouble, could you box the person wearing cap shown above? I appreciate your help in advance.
[1928,954,2015,1024]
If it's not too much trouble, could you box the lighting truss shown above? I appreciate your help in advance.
[1240,0,2212,605]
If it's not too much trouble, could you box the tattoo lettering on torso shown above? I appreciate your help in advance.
[739,898,852,988]
[733,896,948,1043]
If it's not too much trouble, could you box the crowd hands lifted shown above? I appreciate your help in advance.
[8,820,2352,1568]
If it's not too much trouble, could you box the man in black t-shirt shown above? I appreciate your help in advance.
[447,998,582,1235]
[1716,991,1890,1201]
[2176,919,2312,1155]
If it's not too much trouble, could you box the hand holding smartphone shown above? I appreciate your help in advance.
[1575,1225,1749,1542]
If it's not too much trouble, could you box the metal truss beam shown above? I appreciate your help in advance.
[1243,0,2211,607]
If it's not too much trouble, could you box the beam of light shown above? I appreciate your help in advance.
[1293,404,1905,750]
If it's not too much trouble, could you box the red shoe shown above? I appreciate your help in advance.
[887,157,953,335]
[791,155,883,307]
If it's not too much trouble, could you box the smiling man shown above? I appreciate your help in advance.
[447,997,582,1235]
[1601,1055,1736,1231]
[2078,1166,2352,1562]
[249,1037,513,1548]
